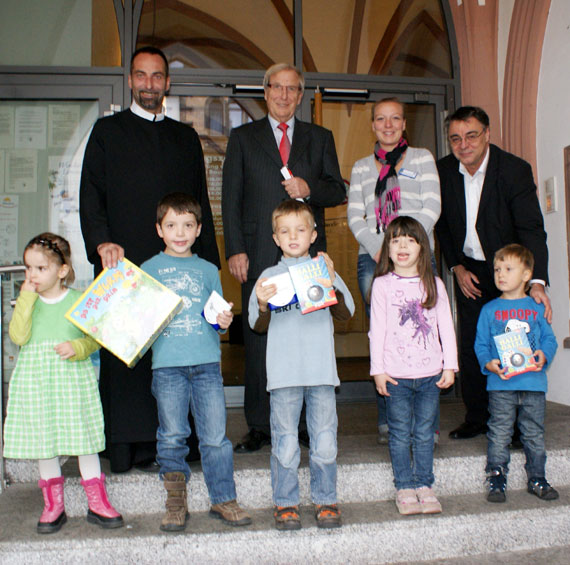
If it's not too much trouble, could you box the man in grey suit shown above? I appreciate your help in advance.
[222,63,346,452]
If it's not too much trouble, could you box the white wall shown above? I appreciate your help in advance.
[497,0,515,130]
[495,0,570,405]
[535,0,570,405]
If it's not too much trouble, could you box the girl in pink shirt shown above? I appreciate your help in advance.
[369,216,458,515]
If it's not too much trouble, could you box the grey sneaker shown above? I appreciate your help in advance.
[377,424,389,445]
[433,431,440,448]
[210,500,252,526]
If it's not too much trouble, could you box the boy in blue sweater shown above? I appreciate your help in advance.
[142,192,250,532]
[474,244,558,503]
[249,200,355,531]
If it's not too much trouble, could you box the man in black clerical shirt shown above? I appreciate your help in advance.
[80,46,219,472]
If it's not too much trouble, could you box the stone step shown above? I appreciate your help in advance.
[4,448,570,518]
[1,489,569,565]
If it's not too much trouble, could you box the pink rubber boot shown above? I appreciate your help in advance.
[37,476,67,534]
[80,473,124,529]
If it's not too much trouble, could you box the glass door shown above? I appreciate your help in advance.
[0,80,120,487]
[166,86,445,391]
[318,98,438,386]
[166,92,266,390]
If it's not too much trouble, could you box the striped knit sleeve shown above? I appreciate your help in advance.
[348,157,382,258]
[407,148,441,237]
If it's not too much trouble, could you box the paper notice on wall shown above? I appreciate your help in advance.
[48,104,80,148]
[48,133,92,289]
[0,194,18,263]
[0,106,15,148]
[15,106,47,149]
[6,150,37,193]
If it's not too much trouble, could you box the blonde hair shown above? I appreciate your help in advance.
[271,200,315,232]
[371,97,405,121]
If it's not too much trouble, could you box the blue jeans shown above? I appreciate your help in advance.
[386,375,440,489]
[486,390,546,479]
[151,363,236,505]
[270,385,338,506]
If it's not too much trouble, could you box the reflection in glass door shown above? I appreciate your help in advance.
[168,93,439,388]
[321,100,437,366]
[169,94,266,388]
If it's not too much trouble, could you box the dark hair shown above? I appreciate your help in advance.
[24,232,75,285]
[371,97,405,121]
[271,200,315,232]
[494,244,534,272]
[130,46,169,77]
[156,192,202,225]
[372,216,437,309]
[446,106,490,129]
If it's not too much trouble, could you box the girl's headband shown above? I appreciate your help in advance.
[29,237,66,264]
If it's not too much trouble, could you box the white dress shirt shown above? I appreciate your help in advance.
[460,147,489,261]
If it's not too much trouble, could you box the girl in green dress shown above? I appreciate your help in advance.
[3,233,123,534]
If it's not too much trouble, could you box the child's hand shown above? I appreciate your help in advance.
[318,251,336,285]
[256,278,277,312]
[217,302,234,330]
[21,272,37,293]
[436,369,455,389]
[485,359,509,379]
[372,373,398,396]
[54,341,76,360]
[533,349,546,371]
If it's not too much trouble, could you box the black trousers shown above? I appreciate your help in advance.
[454,257,500,427]
[241,279,271,435]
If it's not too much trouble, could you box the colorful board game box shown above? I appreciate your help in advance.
[288,255,338,314]
[493,327,538,378]
[66,258,182,368]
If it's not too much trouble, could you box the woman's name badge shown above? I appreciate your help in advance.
[399,168,417,179]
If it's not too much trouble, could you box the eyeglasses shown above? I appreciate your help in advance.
[267,83,302,94]
[448,128,486,146]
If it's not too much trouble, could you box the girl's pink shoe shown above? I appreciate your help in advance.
[37,476,67,534]
[80,473,124,528]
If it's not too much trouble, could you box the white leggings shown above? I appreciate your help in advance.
[38,454,101,481]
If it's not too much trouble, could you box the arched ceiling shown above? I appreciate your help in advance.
[137,0,452,78]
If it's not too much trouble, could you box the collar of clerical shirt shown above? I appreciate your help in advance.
[130,101,165,122]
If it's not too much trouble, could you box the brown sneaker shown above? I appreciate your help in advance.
[160,472,189,532]
[210,500,252,526]
[274,506,302,531]
[315,504,342,529]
